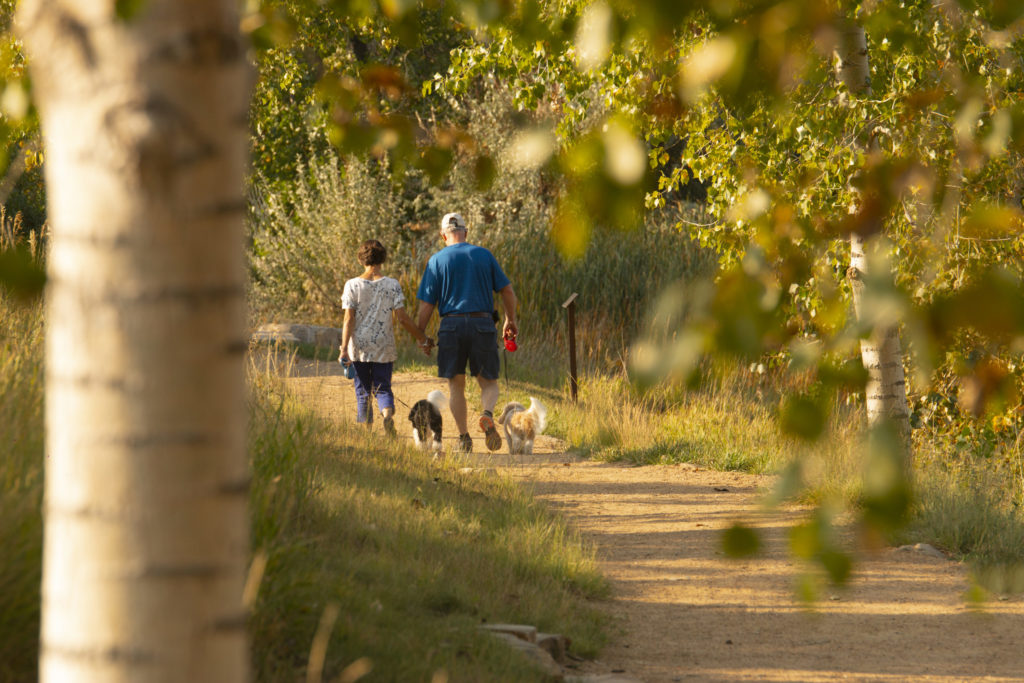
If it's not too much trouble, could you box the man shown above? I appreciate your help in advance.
[416,212,518,452]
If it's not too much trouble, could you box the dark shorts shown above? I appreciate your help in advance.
[437,316,499,380]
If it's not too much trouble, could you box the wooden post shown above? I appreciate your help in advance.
[562,293,579,403]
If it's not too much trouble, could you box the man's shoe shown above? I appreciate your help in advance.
[383,416,396,437]
[479,414,502,452]
[458,433,473,453]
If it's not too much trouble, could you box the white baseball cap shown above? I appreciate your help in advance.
[440,212,467,232]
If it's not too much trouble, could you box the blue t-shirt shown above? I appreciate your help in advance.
[416,242,511,315]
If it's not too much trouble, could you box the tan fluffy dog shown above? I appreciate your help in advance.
[496,397,547,455]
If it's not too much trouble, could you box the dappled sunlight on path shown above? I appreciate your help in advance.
[275,357,1024,682]
[522,462,1024,682]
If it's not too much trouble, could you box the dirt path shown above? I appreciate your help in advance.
[280,358,1024,682]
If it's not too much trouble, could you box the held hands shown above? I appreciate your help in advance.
[418,336,435,356]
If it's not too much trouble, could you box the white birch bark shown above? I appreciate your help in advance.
[17,1,251,681]
[835,23,911,445]
[849,235,911,437]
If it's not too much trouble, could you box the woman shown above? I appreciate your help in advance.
[340,239,431,435]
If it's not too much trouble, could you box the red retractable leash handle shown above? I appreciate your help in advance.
[501,330,517,386]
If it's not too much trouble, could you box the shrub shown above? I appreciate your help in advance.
[249,86,714,371]
[249,155,422,326]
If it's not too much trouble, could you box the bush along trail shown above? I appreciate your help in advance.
[281,355,1024,683]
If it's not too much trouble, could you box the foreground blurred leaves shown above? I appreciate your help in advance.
[8,0,1024,596]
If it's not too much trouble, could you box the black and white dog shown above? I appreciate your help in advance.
[408,390,446,454]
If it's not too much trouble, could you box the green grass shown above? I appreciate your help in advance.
[0,316,609,683]
[548,371,804,473]
[0,298,43,683]
[899,463,1024,565]
[7,292,1024,683]
[894,438,1024,587]
[247,363,609,681]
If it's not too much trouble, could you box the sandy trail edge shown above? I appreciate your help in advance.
[278,358,1024,683]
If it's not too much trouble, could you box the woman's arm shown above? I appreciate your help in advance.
[395,308,433,354]
[340,308,356,361]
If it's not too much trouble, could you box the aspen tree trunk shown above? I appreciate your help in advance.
[836,24,911,445]
[17,2,251,681]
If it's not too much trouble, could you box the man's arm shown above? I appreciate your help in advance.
[498,284,518,339]
[415,300,435,332]
[414,300,436,355]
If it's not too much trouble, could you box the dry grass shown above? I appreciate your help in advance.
[542,359,1024,580]
[247,358,610,682]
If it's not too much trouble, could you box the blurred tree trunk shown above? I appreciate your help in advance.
[836,23,911,448]
[17,1,251,681]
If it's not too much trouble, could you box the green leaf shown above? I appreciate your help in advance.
[779,394,826,441]
[722,522,761,558]
[969,563,1024,596]
[820,550,852,586]
[817,357,868,392]
[418,146,454,185]
[954,0,1024,29]
[551,195,591,260]
[861,421,912,533]
[473,154,497,191]
[789,522,820,560]
[114,0,146,22]
[928,268,1024,344]
[794,573,818,603]
[766,460,804,505]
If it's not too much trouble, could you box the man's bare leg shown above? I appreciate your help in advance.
[447,374,468,435]
[477,376,502,451]
[477,376,499,414]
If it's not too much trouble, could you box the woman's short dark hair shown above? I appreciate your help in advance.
[357,239,387,266]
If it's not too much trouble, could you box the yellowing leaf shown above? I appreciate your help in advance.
[507,128,556,171]
[574,0,612,71]
[961,203,1023,240]
[602,120,646,186]
[679,36,738,103]
[551,198,591,260]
